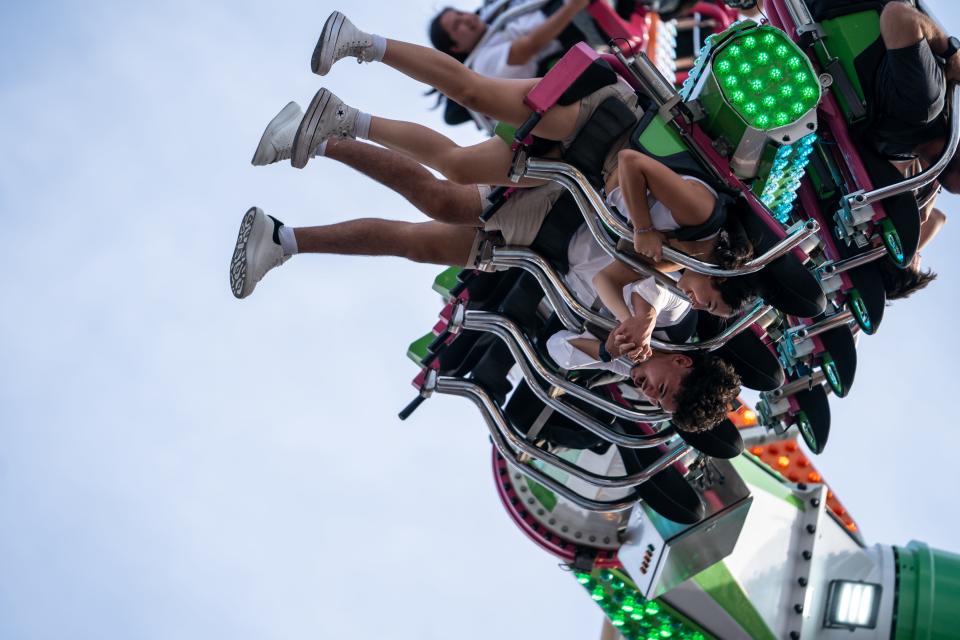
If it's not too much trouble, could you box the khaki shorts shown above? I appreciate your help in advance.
[561,79,643,180]
[467,183,566,267]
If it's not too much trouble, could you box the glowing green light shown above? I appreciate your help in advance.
[727,44,743,58]
[724,74,739,88]
[592,587,606,601]
[787,55,803,69]
[792,101,806,115]
[645,602,661,615]
[801,85,817,99]
[769,67,783,81]
[749,78,764,92]
[775,44,789,58]
[599,570,614,582]
[756,114,770,127]
[738,61,752,74]
[743,35,757,49]
[762,32,777,46]
[762,95,776,108]
[780,85,795,98]
[744,102,758,115]
[794,71,809,84]
[576,573,591,584]
[775,112,790,126]
[731,90,746,104]
[755,51,770,64]
[716,59,732,73]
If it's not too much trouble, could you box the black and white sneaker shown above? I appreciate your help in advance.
[230,207,290,299]
[291,88,358,169]
[311,11,376,76]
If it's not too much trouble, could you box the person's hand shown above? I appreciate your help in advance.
[607,317,654,362]
[633,229,665,262]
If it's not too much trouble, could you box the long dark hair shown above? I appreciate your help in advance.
[713,213,753,271]
[429,8,469,62]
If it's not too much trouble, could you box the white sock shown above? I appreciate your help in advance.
[278,225,299,256]
[370,34,387,62]
[312,140,328,157]
[355,112,372,140]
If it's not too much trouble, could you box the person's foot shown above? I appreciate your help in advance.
[311,11,376,76]
[251,102,303,166]
[291,88,358,169]
[230,207,290,299]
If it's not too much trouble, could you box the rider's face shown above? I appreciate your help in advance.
[629,353,694,413]
[439,10,485,54]
[677,270,734,318]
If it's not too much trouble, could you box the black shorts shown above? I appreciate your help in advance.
[874,39,947,156]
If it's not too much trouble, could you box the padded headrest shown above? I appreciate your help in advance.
[621,446,705,524]
[676,418,745,459]
[793,384,831,454]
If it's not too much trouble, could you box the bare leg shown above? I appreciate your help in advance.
[293,219,477,266]
[880,2,947,51]
[324,138,482,224]
[363,123,544,187]
[381,39,582,140]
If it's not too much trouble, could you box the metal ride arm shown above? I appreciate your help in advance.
[435,376,665,512]
[845,84,960,212]
[523,159,821,276]
[487,246,770,353]
[461,310,672,422]
[439,375,688,489]
[817,246,886,278]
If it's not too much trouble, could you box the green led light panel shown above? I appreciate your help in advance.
[711,27,821,131]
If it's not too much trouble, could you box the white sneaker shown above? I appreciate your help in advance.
[230,207,290,299]
[311,11,376,76]
[291,88,358,169]
[251,101,303,166]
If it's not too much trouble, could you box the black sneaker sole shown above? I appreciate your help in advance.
[291,88,332,169]
[311,11,344,76]
[230,207,258,298]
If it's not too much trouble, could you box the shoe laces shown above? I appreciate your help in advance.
[337,38,374,63]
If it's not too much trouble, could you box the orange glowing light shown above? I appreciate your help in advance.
[777,456,790,468]
[807,471,821,483]
[785,441,798,452]
[751,446,764,456]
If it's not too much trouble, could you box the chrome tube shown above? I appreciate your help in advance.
[793,311,853,341]
[847,84,960,212]
[492,247,770,354]
[435,377,687,489]
[463,310,672,422]
[524,159,821,276]
[768,370,826,398]
[488,248,588,333]
[612,45,681,112]
[817,246,886,277]
[436,377,642,512]
[491,246,616,331]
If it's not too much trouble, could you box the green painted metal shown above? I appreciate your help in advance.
[573,568,714,639]
[635,114,688,158]
[816,12,881,118]
[730,455,805,511]
[692,562,776,640]
[893,541,960,640]
[432,266,461,298]
[406,331,434,365]
[524,477,558,512]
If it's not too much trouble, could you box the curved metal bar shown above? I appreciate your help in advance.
[817,246,886,277]
[523,164,689,297]
[847,84,960,212]
[463,310,672,422]
[794,311,853,341]
[435,377,644,512]
[491,246,770,353]
[524,159,821,276]
[437,378,686,488]
[459,327,676,448]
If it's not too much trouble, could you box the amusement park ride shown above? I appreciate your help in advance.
[397,0,960,638]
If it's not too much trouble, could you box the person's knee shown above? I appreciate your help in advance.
[439,152,478,185]
[445,74,484,112]
[880,2,924,48]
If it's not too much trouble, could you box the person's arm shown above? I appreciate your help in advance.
[546,330,632,376]
[593,259,639,322]
[919,207,947,250]
[593,262,659,360]
[507,0,590,65]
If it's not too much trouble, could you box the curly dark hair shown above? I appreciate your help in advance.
[671,355,741,433]
[876,259,938,300]
[714,275,760,314]
[429,8,469,62]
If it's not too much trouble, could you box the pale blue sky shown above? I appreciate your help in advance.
[1,1,958,639]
